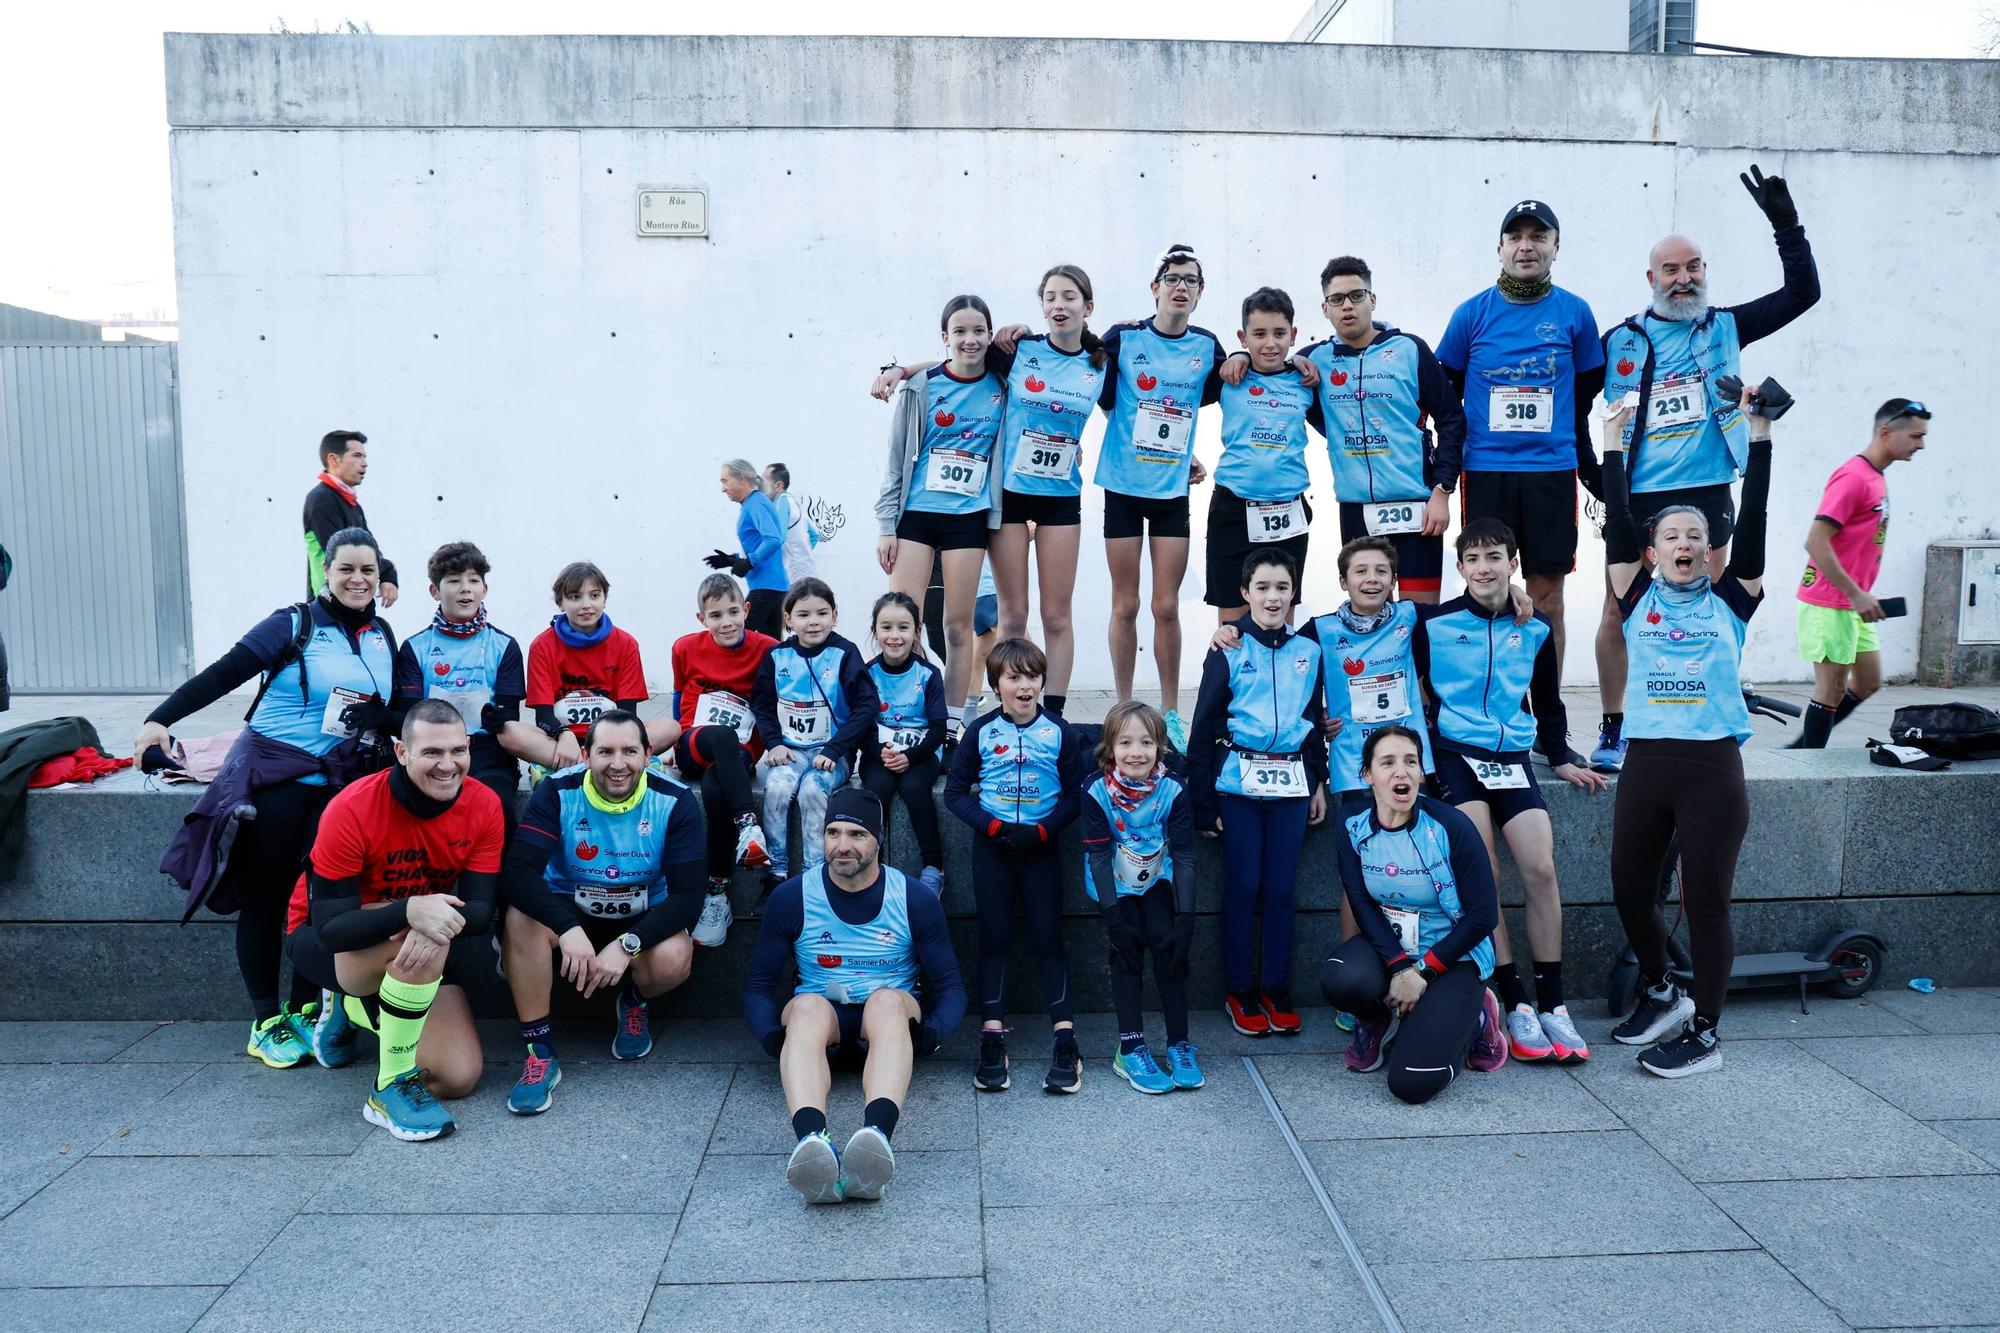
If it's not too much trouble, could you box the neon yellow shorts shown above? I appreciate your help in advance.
[1797,602,1880,666]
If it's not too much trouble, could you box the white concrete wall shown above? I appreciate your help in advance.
[166,35,2000,691]
[1301,0,1628,51]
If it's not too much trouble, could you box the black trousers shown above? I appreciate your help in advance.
[1107,880,1189,1044]
[970,836,1071,1026]
[1612,737,1749,1025]
[859,752,944,868]
[221,779,333,1019]
[746,589,784,639]
[676,726,758,877]
[1320,935,1485,1105]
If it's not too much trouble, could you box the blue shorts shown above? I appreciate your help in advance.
[975,593,999,637]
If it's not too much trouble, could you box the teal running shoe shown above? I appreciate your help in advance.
[786,1130,845,1204]
[613,987,653,1061]
[246,1012,310,1069]
[1112,1045,1174,1094]
[1166,1040,1205,1090]
[508,1044,562,1115]
[1162,709,1191,754]
[364,1069,456,1142]
[840,1126,896,1201]
[1334,1009,1358,1033]
[307,990,358,1069]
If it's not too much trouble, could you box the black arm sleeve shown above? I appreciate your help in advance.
[533,705,563,739]
[309,872,410,951]
[1166,788,1196,917]
[500,829,584,934]
[1729,225,1821,346]
[627,857,707,949]
[1726,440,1774,581]
[1574,365,1607,497]
[1527,620,1570,759]
[1601,448,1643,566]
[909,887,968,1042]
[147,642,267,726]
[455,869,498,937]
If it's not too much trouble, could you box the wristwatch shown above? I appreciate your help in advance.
[1432,481,1456,497]
[617,932,642,958]
[1416,962,1442,983]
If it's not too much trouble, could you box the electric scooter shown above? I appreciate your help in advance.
[1604,687,1887,1016]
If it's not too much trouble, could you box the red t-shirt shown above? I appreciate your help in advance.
[285,769,506,933]
[672,629,776,757]
[1798,455,1888,611]
[526,624,649,737]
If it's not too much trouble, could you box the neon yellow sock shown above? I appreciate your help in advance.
[374,974,439,1091]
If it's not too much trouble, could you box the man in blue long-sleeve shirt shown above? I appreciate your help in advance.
[743,789,965,1205]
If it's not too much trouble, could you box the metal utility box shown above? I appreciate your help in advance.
[1919,540,2000,685]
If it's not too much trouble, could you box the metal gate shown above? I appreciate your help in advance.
[0,342,191,691]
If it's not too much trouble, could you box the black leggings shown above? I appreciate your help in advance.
[1108,881,1189,1044]
[859,753,944,869]
[1320,936,1485,1105]
[970,837,1071,1026]
[677,727,758,877]
[746,589,784,640]
[1612,737,1748,1026]
[220,779,332,1020]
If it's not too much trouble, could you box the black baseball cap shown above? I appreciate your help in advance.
[1875,397,1931,425]
[824,789,884,844]
[1500,199,1560,235]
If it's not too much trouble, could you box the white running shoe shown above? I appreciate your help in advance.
[735,820,770,868]
[692,890,733,947]
[1506,1003,1555,1062]
[1538,1005,1591,1065]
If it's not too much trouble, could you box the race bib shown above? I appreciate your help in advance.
[924,448,989,498]
[1381,904,1423,956]
[432,686,490,733]
[556,691,615,729]
[693,690,754,742]
[572,884,648,919]
[320,686,370,738]
[1363,500,1425,536]
[1647,375,1706,430]
[1488,386,1553,433]
[780,698,833,747]
[1132,401,1193,459]
[1238,751,1307,797]
[877,721,928,751]
[1346,671,1410,725]
[1471,759,1528,790]
[1012,429,1078,481]
[1247,497,1306,543]
[1114,843,1165,890]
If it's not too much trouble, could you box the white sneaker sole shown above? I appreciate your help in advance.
[1613,995,1696,1046]
[508,1065,562,1115]
[786,1138,844,1204]
[1640,1045,1723,1079]
[841,1130,896,1201]
[363,1099,455,1141]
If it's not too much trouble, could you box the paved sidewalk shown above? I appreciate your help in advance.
[2,988,1997,1331]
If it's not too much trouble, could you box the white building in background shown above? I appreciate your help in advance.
[1292,0,1697,53]
[164,33,1991,690]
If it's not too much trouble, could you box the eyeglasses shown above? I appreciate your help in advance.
[1323,290,1373,307]
[1156,274,1202,289]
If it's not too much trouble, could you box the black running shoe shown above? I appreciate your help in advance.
[1638,1026,1722,1079]
[974,1031,1010,1092]
[1044,1035,1082,1094]
[750,870,784,918]
[1612,982,1695,1046]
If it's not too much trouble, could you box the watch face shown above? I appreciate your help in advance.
[619,933,641,955]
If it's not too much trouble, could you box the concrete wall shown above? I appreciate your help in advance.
[165,34,2000,690]
[1295,0,1629,51]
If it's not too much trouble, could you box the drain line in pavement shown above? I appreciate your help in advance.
[1242,1056,1406,1333]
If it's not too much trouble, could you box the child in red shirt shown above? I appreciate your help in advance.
[523,561,672,768]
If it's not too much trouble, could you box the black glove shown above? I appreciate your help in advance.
[140,742,181,775]
[703,549,735,570]
[1739,164,1798,230]
[339,695,391,734]
[761,1029,786,1059]
[1168,914,1196,980]
[1103,905,1143,962]
[729,555,752,577]
[1001,823,1047,857]
[908,1017,941,1057]
[1715,374,1797,421]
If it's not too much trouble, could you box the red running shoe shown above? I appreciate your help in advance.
[1261,991,1303,1035]
[1468,985,1510,1073]
[1225,992,1270,1037]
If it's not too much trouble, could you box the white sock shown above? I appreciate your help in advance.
[958,699,979,730]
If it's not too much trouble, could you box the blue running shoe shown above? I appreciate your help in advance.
[1334,1009,1358,1033]
[508,1045,562,1115]
[1112,1045,1173,1094]
[786,1130,845,1204]
[1590,719,1626,773]
[364,1069,455,1141]
[840,1126,896,1201]
[1162,709,1191,754]
[246,1013,309,1069]
[613,988,653,1061]
[1166,1040,1205,1090]
[308,990,357,1069]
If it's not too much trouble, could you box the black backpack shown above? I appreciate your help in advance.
[1889,702,2000,760]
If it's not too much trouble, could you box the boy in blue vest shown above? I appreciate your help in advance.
[1590,163,1820,770]
[744,790,966,1204]
[391,542,527,829]
[1415,519,1606,1065]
